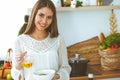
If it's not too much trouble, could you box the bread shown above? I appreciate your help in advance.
[100,32,105,43]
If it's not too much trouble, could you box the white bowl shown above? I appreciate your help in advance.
[33,69,55,80]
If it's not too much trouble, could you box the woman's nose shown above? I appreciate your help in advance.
[42,17,47,24]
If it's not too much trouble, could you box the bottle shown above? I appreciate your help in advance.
[88,73,94,80]
[97,0,102,6]
[61,0,64,7]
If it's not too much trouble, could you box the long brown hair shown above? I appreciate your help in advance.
[24,0,59,38]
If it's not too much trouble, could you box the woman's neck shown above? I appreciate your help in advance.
[30,30,48,41]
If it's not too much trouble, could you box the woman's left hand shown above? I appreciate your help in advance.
[52,74,60,80]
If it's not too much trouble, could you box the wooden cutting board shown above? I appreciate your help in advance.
[67,36,101,65]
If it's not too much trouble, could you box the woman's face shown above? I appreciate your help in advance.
[34,7,53,32]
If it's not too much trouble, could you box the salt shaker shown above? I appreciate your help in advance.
[88,73,94,80]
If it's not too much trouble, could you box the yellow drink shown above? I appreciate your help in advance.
[21,62,32,68]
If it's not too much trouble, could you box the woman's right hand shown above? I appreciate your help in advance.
[52,74,60,80]
[15,51,27,70]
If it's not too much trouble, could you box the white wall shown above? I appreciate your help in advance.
[56,0,120,46]
[0,0,120,60]
[57,9,120,46]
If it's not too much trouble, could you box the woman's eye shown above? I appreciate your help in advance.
[47,16,52,19]
[39,13,44,17]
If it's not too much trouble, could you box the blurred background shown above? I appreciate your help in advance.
[0,0,120,60]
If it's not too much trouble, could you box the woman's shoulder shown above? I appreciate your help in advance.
[15,34,31,45]
[18,34,28,37]
[49,34,63,43]
[57,34,64,40]
[16,34,28,40]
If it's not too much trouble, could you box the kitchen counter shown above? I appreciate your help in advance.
[1,64,120,80]
[70,64,120,80]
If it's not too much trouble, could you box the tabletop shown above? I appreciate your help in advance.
[1,64,120,80]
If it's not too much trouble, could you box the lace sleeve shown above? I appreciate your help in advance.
[57,35,71,80]
[11,39,24,80]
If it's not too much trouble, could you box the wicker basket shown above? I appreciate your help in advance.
[67,36,101,65]
[0,48,12,78]
[99,48,120,71]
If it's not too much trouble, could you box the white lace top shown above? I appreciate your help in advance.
[11,34,71,80]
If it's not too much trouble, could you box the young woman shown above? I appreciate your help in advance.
[11,0,71,80]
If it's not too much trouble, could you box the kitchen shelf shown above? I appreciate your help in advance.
[27,6,120,13]
[56,5,120,12]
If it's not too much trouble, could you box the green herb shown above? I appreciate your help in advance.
[99,33,120,50]
[76,0,83,7]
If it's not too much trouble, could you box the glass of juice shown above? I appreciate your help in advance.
[21,54,33,80]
